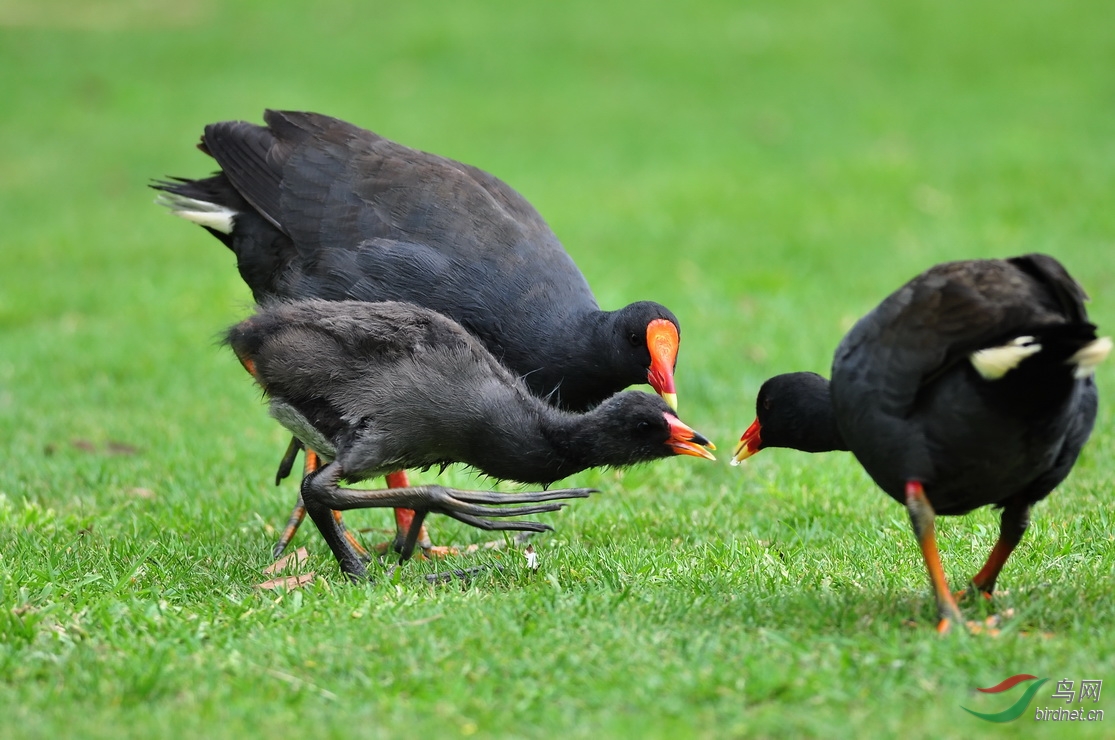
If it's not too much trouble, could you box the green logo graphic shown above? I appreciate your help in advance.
[962,674,1049,723]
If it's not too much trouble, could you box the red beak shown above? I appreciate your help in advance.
[665,413,716,461]
[731,418,762,464]
[646,319,679,410]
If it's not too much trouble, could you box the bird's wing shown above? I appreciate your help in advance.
[198,116,290,232]
[835,256,1084,420]
[265,111,571,266]
[1007,253,1090,324]
[204,111,596,307]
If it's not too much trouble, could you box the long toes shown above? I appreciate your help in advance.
[466,502,570,518]
[451,487,596,504]
[484,520,554,532]
[446,512,555,533]
[432,499,569,520]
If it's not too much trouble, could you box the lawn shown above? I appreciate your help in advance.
[2,0,1114,737]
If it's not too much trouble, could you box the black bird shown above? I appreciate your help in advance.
[731,254,1109,633]
[227,299,715,580]
[155,109,683,557]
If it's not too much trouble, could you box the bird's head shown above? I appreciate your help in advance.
[614,302,681,411]
[593,392,715,465]
[732,372,840,464]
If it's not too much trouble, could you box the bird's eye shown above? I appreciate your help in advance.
[628,331,642,347]
[636,421,651,433]
[763,397,772,411]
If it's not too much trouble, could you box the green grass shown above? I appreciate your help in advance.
[2,0,1115,737]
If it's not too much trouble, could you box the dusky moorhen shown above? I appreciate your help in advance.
[228,299,715,580]
[731,254,1109,633]
[155,110,683,557]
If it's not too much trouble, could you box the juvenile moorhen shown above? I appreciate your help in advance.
[731,254,1109,633]
[155,110,683,557]
[227,299,715,580]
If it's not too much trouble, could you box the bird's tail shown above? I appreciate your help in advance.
[151,175,246,242]
[970,323,1109,381]
[1069,336,1113,379]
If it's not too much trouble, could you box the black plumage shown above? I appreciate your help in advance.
[156,109,681,411]
[228,300,715,579]
[732,254,1108,632]
[155,109,683,555]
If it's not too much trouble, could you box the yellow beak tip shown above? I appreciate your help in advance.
[662,392,678,411]
[731,441,752,464]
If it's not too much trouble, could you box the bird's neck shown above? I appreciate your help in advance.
[462,388,589,485]
[475,396,633,485]
[771,374,850,454]
[798,398,850,454]
[540,405,617,476]
[538,310,638,411]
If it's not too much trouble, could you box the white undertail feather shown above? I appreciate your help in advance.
[969,336,1041,380]
[270,400,336,460]
[1069,336,1112,379]
[154,193,236,234]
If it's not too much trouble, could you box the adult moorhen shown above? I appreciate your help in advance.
[228,299,716,580]
[155,110,683,557]
[731,254,1109,633]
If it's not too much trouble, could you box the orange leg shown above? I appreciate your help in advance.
[272,448,368,560]
[969,540,1015,595]
[388,471,420,541]
[272,498,308,559]
[386,471,453,558]
[967,503,1030,597]
[905,481,965,634]
[271,446,314,559]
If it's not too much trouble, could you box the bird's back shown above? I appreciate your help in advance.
[226,299,541,476]
[214,113,594,324]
